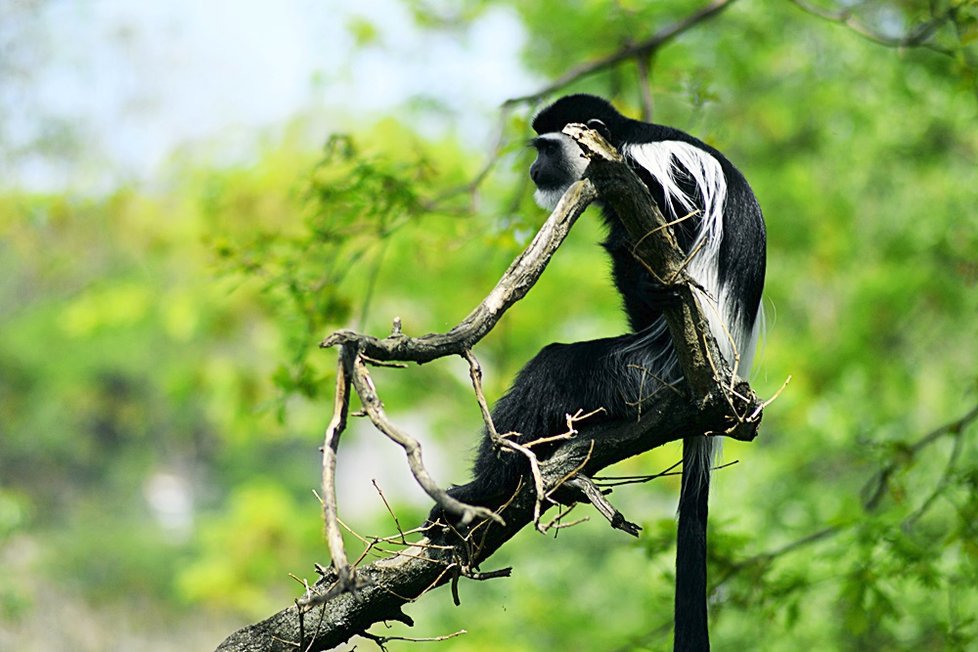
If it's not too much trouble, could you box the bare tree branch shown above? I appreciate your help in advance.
[349,353,500,527]
[503,0,739,108]
[216,389,756,652]
[321,180,598,363]
[317,350,355,598]
[216,126,762,652]
[462,349,554,532]
[430,1,739,212]
[789,0,957,55]
[566,123,758,438]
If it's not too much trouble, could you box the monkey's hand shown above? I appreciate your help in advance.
[643,281,681,310]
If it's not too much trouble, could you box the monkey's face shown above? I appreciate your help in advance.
[529,132,589,210]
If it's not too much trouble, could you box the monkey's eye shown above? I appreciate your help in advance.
[586,119,611,140]
[530,136,556,152]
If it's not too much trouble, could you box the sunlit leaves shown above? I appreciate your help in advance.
[210,130,437,400]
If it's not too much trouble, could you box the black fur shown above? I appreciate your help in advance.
[433,95,766,652]
[440,335,637,508]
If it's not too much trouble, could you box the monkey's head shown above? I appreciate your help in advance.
[529,94,627,210]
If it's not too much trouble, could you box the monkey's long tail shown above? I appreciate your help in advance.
[673,436,712,652]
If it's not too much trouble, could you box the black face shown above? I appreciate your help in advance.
[529,133,589,210]
[528,94,628,211]
[529,137,565,190]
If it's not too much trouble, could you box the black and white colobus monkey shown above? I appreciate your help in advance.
[436,95,765,651]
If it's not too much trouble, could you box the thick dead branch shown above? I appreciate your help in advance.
[216,382,757,652]
[567,124,757,436]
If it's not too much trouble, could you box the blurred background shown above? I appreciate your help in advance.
[2,0,977,650]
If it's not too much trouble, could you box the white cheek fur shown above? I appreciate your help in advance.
[533,187,567,211]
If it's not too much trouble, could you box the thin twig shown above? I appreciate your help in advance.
[789,0,955,55]
[371,480,408,545]
[902,424,965,531]
[503,0,740,107]
[862,403,978,511]
[462,349,498,438]
[746,375,791,423]
[320,349,354,591]
[362,629,468,649]
[594,459,684,487]
[520,408,606,449]
[539,502,585,534]
[566,475,642,537]
[349,354,502,526]
[462,349,555,532]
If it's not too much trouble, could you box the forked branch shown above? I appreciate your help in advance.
[216,126,762,652]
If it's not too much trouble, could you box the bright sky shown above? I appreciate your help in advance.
[2,0,536,190]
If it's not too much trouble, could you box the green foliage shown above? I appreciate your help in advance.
[177,481,323,617]
[3,0,978,649]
